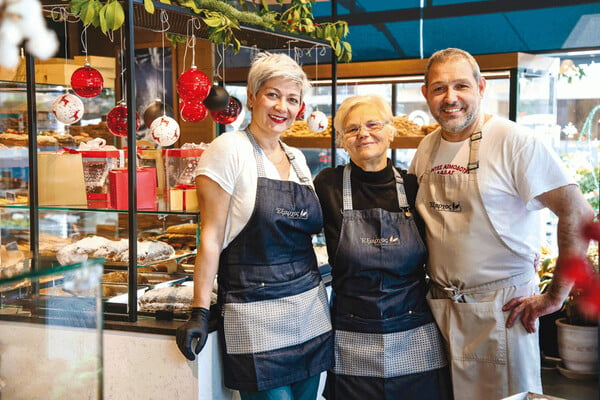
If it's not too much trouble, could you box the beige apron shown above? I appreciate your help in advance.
[416,118,542,400]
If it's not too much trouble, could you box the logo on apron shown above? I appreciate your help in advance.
[429,201,462,212]
[275,207,309,219]
[360,235,400,246]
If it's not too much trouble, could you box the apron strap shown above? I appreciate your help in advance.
[342,164,409,211]
[245,128,268,177]
[280,141,311,184]
[467,131,482,172]
[245,128,310,183]
[423,113,485,175]
[431,270,536,302]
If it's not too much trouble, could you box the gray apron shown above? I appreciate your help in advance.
[416,118,542,399]
[217,130,333,392]
[324,164,449,399]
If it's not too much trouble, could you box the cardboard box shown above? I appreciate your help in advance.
[38,152,87,206]
[108,167,157,210]
[169,185,198,211]
[74,55,116,70]
[35,64,80,86]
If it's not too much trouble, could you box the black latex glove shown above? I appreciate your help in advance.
[176,307,210,361]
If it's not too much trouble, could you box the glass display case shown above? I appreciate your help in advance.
[1,205,199,319]
[0,259,103,399]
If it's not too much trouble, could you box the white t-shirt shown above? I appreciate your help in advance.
[195,130,314,249]
[409,115,575,259]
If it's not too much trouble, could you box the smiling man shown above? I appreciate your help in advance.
[409,48,594,399]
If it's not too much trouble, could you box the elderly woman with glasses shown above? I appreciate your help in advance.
[314,95,452,400]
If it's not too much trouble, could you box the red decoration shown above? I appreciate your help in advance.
[177,66,211,101]
[296,102,306,120]
[179,100,208,122]
[562,256,593,284]
[210,96,242,125]
[106,103,141,137]
[582,219,600,242]
[71,64,104,98]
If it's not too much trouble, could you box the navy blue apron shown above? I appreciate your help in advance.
[217,130,333,392]
[324,164,450,400]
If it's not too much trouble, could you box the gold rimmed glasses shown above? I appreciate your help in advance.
[343,121,389,138]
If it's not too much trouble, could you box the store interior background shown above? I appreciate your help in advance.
[1,1,599,399]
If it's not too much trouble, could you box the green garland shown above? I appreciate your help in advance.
[68,0,352,61]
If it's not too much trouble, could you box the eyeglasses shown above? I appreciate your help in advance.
[343,121,389,138]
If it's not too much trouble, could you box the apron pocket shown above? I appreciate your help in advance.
[427,298,507,365]
[222,281,331,354]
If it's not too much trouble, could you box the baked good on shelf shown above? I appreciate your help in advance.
[282,115,437,138]
[151,233,197,251]
[0,132,27,147]
[166,223,198,235]
[138,282,217,313]
[56,236,112,265]
[56,236,176,265]
[138,285,194,313]
[103,271,149,284]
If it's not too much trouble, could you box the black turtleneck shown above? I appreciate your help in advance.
[314,159,424,268]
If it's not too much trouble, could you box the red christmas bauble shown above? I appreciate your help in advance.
[296,102,306,120]
[179,100,208,122]
[177,67,211,101]
[150,116,180,147]
[210,96,242,125]
[71,64,104,98]
[106,103,141,137]
[52,94,84,125]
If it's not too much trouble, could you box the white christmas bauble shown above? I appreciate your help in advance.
[307,110,328,133]
[52,94,84,125]
[150,116,180,147]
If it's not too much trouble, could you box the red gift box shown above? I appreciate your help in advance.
[79,149,124,208]
[108,167,157,210]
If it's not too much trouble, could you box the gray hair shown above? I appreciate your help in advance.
[334,94,396,147]
[246,52,311,108]
[424,48,481,87]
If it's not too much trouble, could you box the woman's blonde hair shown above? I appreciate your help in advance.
[334,95,396,147]
[246,52,311,108]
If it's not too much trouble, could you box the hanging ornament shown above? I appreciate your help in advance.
[307,110,328,133]
[52,94,84,125]
[150,116,180,147]
[106,103,141,137]
[204,85,230,112]
[177,66,211,101]
[179,100,208,122]
[296,102,306,120]
[143,99,174,129]
[210,96,242,125]
[71,64,104,98]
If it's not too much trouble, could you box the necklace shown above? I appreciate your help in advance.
[267,148,288,165]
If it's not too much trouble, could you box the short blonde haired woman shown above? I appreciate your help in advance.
[177,52,333,400]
